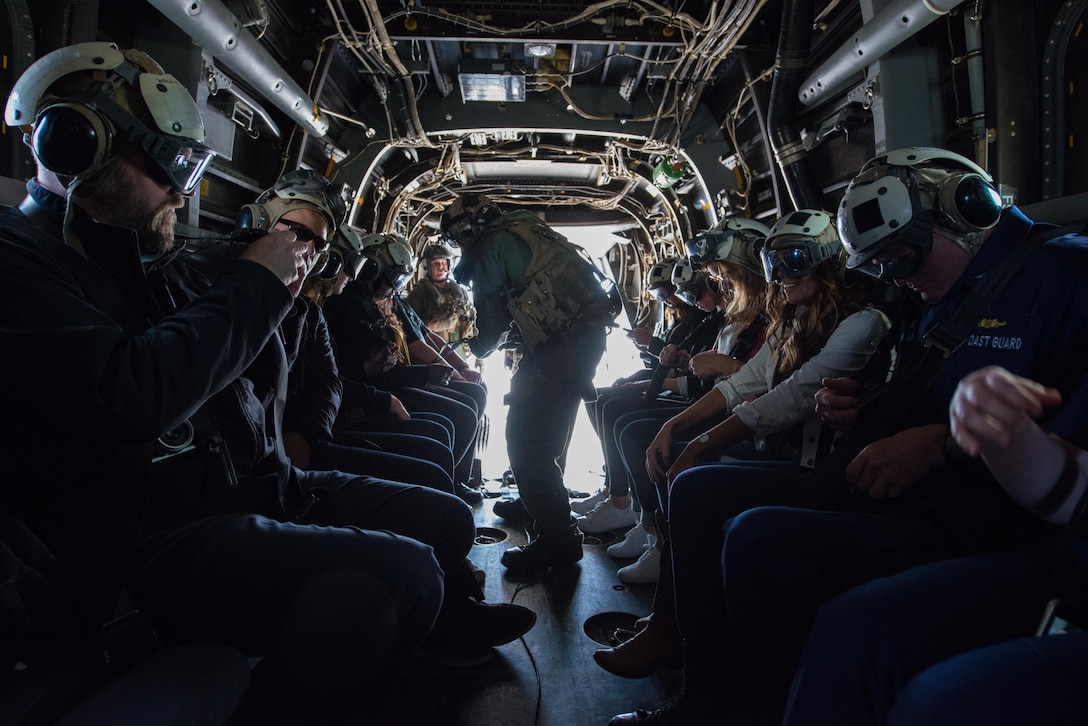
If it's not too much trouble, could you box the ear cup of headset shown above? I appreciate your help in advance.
[938,172,1003,231]
[357,257,382,283]
[308,251,341,281]
[235,203,269,232]
[314,250,343,281]
[32,102,112,177]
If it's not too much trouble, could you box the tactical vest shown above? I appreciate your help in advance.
[491,211,620,351]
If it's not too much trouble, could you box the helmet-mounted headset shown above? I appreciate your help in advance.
[358,233,416,291]
[326,225,370,281]
[685,217,769,276]
[646,256,680,300]
[5,42,214,196]
[837,147,1003,281]
[760,209,842,282]
[671,258,716,306]
[439,193,500,246]
[237,169,347,233]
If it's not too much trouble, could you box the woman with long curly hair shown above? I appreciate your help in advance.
[594,209,892,680]
[593,222,774,580]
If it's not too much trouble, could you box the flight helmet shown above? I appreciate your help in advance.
[837,147,1003,281]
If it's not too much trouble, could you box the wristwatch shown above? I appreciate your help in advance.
[940,429,968,462]
[696,433,711,447]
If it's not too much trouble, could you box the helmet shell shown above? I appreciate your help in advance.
[255,169,347,231]
[424,243,454,262]
[358,233,416,290]
[837,147,1000,272]
[646,256,679,297]
[761,209,842,282]
[685,217,769,276]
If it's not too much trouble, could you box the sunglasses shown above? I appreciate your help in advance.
[276,219,329,253]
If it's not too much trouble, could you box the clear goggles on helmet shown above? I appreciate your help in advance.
[139,128,214,196]
[649,283,676,301]
[96,94,214,196]
[759,237,836,282]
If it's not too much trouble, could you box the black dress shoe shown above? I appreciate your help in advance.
[456,482,484,504]
[492,497,530,521]
[457,598,538,646]
[501,534,582,569]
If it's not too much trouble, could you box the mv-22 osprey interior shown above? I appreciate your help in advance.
[1,0,1086,724]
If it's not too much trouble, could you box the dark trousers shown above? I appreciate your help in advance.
[786,536,1088,726]
[129,469,469,697]
[395,386,479,485]
[506,324,606,536]
[343,412,454,450]
[318,432,456,493]
[594,389,685,497]
[616,409,685,511]
[670,484,952,720]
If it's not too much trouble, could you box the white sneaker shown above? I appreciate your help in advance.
[570,488,607,515]
[575,499,637,534]
[607,524,650,558]
[617,542,661,584]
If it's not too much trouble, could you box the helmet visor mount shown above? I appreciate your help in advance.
[839,160,947,282]
[853,240,926,282]
[81,90,213,196]
[685,231,732,267]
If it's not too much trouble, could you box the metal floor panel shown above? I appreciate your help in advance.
[379,491,679,726]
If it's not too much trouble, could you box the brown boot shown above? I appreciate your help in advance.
[593,616,682,679]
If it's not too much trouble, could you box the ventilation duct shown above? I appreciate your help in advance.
[146,0,328,136]
[799,0,963,106]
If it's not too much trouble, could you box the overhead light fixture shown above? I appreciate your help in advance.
[458,61,526,103]
[524,42,557,58]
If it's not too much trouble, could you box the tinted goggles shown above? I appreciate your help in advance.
[684,231,731,266]
[139,129,214,197]
[384,264,413,291]
[760,238,836,282]
[675,277,716,306]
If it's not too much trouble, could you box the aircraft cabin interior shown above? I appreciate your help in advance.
[2,0,1087,724]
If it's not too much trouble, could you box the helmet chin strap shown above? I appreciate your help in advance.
[62,178,89,258]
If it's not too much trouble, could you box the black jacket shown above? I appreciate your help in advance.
[0,181,292,613]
